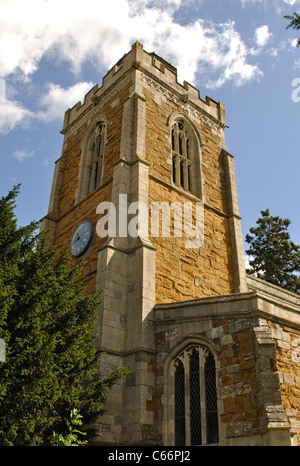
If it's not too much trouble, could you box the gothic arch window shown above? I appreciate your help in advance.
[169,115,203,199]
[174,345,219,446]
[76,117,107,204]
[86,121,106,195]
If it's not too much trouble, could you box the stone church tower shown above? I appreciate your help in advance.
[42,42,300,446]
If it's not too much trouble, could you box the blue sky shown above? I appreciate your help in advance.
[1,0,300,252]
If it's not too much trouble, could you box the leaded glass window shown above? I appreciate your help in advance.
[190,348,202,445]
[205,351,219,444]
[175,359,185,446]
[174,346,219,446]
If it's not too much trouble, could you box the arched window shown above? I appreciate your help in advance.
[76,118,107,204]
[169,116,202,199]
[174,345,219,446]
[171,121,191,191]
[86,121,106,195]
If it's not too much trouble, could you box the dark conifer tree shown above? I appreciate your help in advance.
[245,209,300,294]
[0,186,128,445]
[285,11,300,46]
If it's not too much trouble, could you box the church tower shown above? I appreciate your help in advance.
[43,42,300,446]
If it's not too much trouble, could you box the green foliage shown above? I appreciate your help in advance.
[49,408,88,446]
[245,209,300,294]
[0,186,129,445]
[284,12,300,46]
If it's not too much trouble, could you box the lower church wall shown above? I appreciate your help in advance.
[149,178,234,303]
[89,278,299,446]
[269,321,300,445]
[154,289,298,446]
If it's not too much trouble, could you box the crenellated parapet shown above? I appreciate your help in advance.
[61,41,226,134]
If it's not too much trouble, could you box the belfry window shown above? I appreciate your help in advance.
[171,121,192,193]
[87,122,106,195]
[174,346,219,446]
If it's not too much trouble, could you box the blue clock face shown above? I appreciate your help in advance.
[70,221,94,257]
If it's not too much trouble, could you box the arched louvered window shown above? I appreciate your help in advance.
[169,116,202,199]
[87,121,106,195]
[76,116,108,204]
[171,121,192,192]
[174,345,219,446]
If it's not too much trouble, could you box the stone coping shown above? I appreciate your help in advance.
[154,286,300,328]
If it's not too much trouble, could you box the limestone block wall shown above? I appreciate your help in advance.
[268,322,300,445]
[141,81,238,302]
[43,40,246,303]
[148,181,234,301]
[154,289,298,446]
[44,80,133,294]
[247,276,300,445]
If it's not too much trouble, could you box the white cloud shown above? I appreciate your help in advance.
[255,25,272,47]
[12,148,34,162]
[130,0,183,13]
[0,80,93,134]
[184,20,263,88]
[0,100,32,134]
[0,76,33,133]
[2,0,283,134]
[240,0,263,3]
[0,0,263,90]
[38,81,94,121]
[240,0,300,9]
[0,78,6,102]
[241,0,299,4]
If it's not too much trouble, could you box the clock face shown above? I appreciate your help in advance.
[70,221,94,257]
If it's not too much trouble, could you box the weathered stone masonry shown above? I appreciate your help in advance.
[42,42,300,446]
[154,283,300,445]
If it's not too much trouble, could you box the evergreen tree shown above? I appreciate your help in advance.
[285,11,300,46]
[0,186,128,446]
[245,209,300,294]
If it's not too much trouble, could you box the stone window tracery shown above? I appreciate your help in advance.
[169,116,202,199]
[171,121,192,192]
[174,345,219,446]
[87,122,106,195]
[76,118,107,204]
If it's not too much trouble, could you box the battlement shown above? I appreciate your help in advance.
[61,41,226,133]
